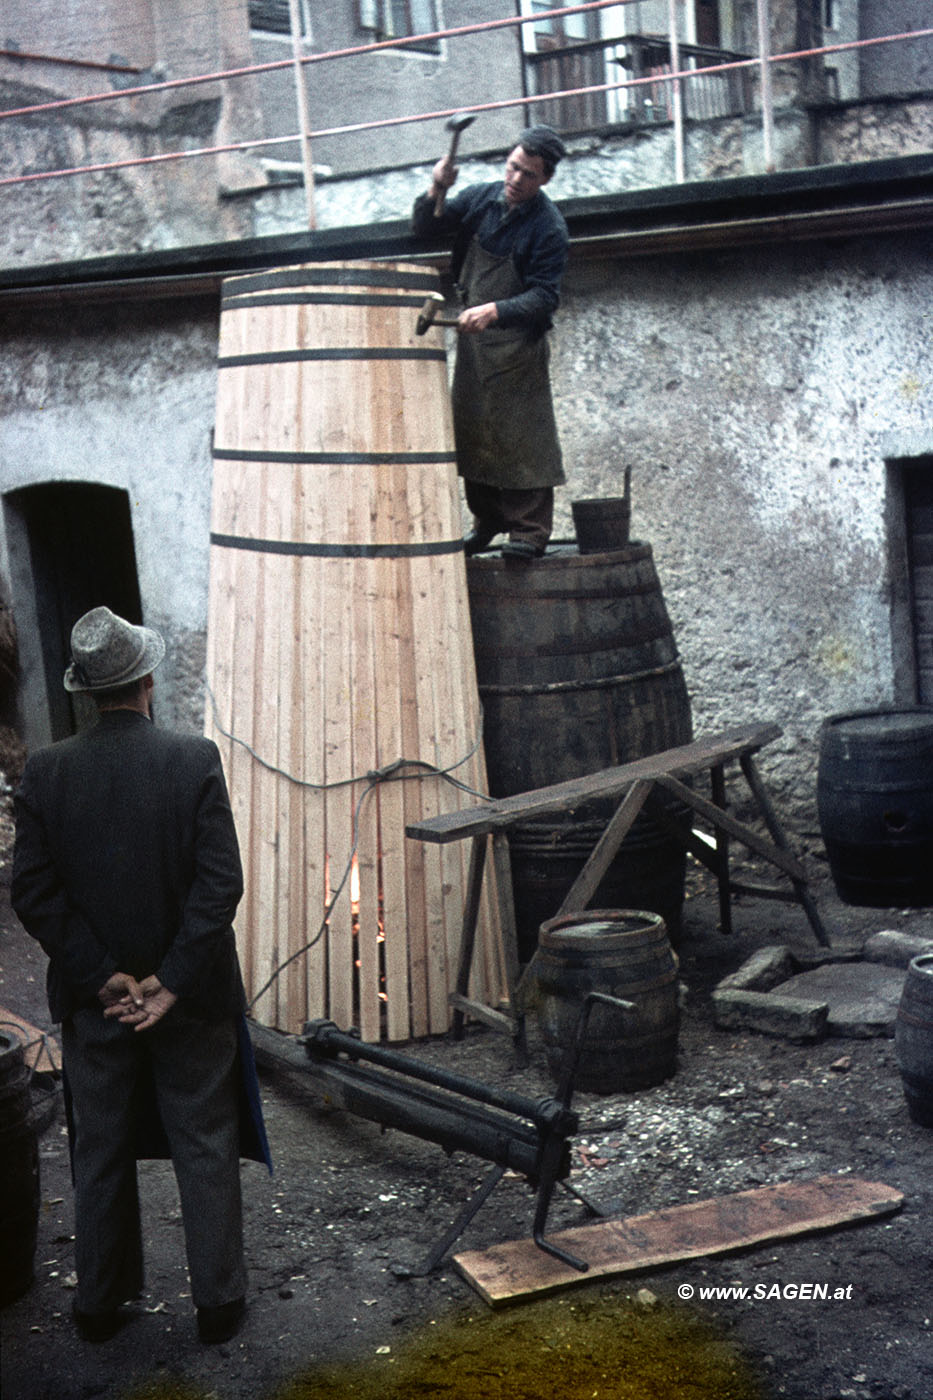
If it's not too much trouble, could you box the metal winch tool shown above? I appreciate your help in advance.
[299,992,633,1275]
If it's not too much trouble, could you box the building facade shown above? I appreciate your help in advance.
[2,0,932,837]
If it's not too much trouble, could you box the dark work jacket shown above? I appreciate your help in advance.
[412,181,569,335]
[11,710,245,1024]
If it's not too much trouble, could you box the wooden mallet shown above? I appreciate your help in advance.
[434,112,475,216]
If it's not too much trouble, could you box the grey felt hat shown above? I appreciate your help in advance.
[63,606,165,693]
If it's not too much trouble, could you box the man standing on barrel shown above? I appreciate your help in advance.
[412,124,569,560]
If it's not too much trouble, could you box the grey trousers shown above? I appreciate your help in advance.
[62,1004,247,1313]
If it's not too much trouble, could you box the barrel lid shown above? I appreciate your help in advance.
[822,707,933,739]
[539,908,667,951]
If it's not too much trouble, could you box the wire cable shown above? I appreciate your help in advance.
[205,677,491,1011]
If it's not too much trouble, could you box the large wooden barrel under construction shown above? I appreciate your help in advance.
[206,262,504,1041]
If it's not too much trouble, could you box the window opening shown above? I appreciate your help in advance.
[357,0,442,54]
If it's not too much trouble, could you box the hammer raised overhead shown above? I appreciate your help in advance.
[415,293,460,337]
[434,111,476,216]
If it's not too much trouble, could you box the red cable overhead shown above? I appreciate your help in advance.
[0,1,637,122]
[0,26,929,192]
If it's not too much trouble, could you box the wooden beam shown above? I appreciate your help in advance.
[654,773,806,880]
[406,724,781,844]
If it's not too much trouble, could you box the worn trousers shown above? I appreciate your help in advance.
[463,480,554,550]
[62,1004,247,1314]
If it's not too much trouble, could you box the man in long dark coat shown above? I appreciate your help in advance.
[412,124,570,559]
[12,606,263,1345]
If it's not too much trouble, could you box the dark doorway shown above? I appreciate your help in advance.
[5,482,142,740]
[903,458,933,703]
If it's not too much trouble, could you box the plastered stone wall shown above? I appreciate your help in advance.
[551,232,933,829]
[4,229,931,835]
[0,301,220,739]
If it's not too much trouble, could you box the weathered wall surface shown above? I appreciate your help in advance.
[0,300,220,739]
[2,232,931,837]
[552,232,933,826]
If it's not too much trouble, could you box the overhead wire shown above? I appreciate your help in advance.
[0,2,636,122]
[0,26,928,194]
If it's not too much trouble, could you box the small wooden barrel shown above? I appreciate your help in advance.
[895,953,933,1128]
[206,262,504,1041]
[817,708,933,907]
[535,909,680,1093]
[0,1033,40,1307]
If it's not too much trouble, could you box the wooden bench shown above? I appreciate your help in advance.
[405,722,830,1051]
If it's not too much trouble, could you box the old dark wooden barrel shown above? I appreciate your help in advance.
[535,909,680,1093]
[895,953,933,1127]
[0,1031,40,1308]
[817,707,933,907]
[466,542,693,958]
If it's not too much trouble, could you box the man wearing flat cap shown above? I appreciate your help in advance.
[412,124,570,559]
[12,607,267,1345]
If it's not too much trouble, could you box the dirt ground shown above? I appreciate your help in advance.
[2,809,933,1400]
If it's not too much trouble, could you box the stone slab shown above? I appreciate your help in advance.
[717,945,797,993]
[776,962,907,1038]
[712,987,829,1041]
[863,930,933,969]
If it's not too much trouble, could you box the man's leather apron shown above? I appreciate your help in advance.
[452,235,565,489]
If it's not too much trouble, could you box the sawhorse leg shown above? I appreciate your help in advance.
[740,751,831,946]
[710,763,733,937]
[449,833,527,1059]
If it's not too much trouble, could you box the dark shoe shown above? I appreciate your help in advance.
[501,539,545,560]
[463,530,497,557]
[73,1300,123,1344]
[197,1296,246,1345]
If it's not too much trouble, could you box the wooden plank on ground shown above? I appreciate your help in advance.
[0,1007,62,1073]
[452,1175,903,1308]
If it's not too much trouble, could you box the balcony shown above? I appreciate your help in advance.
[525,34,756,133]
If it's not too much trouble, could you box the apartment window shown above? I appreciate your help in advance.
[358,1,442,53]
[250,1,308,37]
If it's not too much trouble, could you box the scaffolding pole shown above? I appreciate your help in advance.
[289,0,317,229]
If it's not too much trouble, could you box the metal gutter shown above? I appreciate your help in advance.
[1,153,931,308]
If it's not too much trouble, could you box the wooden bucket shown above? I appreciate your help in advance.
[206,261,504,1041]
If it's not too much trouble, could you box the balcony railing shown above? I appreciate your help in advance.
[525,34,756,133]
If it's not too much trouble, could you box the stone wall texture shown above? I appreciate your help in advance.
[3,227,931,838]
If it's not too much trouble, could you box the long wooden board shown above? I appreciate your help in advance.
[453,1175,903,1307]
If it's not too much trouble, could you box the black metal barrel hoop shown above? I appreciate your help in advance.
[817,707,933,908]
